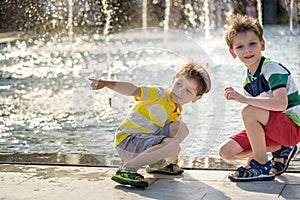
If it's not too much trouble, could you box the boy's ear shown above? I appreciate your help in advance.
[229,48,237,58]
[172,76,175,83]
[192,95,202,103]
[261,39,265,51]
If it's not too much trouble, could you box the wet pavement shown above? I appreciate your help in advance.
[0,164,299,200]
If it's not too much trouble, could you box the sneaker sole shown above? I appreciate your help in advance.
[228,174,275,182]
[111,176,149,188]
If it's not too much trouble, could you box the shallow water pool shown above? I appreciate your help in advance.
[0,26,299,169]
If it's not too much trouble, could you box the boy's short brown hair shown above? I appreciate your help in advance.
[225,14,264,48]
[175,63,211,95]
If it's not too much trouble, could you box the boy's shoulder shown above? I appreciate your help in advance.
[262,59,290,76]
[142,85,167,92]
[140,85,168,98]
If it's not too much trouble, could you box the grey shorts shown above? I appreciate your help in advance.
[116,123,171,163]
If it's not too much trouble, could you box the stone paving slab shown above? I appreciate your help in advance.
[0,164,299,200]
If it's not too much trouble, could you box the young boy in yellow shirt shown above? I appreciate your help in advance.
[90,63,211,187]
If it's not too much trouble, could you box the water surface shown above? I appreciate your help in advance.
[0,26,299,169]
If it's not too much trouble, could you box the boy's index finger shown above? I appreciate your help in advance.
[88,78,97,82]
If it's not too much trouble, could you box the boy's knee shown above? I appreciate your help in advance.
[218,144,235,162]
[170,121,189,138]
[241,105,256,120]
[179,122,189,138]
[218,145,227,160]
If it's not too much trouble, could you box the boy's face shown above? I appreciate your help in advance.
[229,31,265,71]
[170,75,202,105]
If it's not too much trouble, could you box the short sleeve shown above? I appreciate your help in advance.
[134,86,166,104]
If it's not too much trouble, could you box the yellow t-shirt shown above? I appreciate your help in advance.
[115,86,182,146]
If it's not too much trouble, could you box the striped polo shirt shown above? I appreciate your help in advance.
[243,56,300,126]
[115,86,182,146]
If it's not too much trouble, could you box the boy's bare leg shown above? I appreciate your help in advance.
[219,105,283,167]
[124,121,189,170]
[219,139,281,162]
[123,138,180,170]
[242,106,270,164]
[168,121,189,143]
[165,121,189,164]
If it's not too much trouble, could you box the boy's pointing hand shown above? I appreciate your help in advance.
[89,78,105,90]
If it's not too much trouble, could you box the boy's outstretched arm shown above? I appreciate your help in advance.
[88,78,141,97]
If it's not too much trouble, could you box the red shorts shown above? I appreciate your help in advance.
[230,111,300,151]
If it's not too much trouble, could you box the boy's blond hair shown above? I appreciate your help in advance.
[175,63,211,95]
[225,14,263,48]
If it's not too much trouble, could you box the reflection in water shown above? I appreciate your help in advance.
[0,153,261,170]
[1,153,299,172]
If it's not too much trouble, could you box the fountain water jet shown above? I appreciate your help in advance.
[204,0,210,38]
[142,0,147,29]
[257,0,263,25]
[164,0,171,31]
[67,0,73,38]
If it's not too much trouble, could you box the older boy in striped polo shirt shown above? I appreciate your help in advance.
[219,14,300,182]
